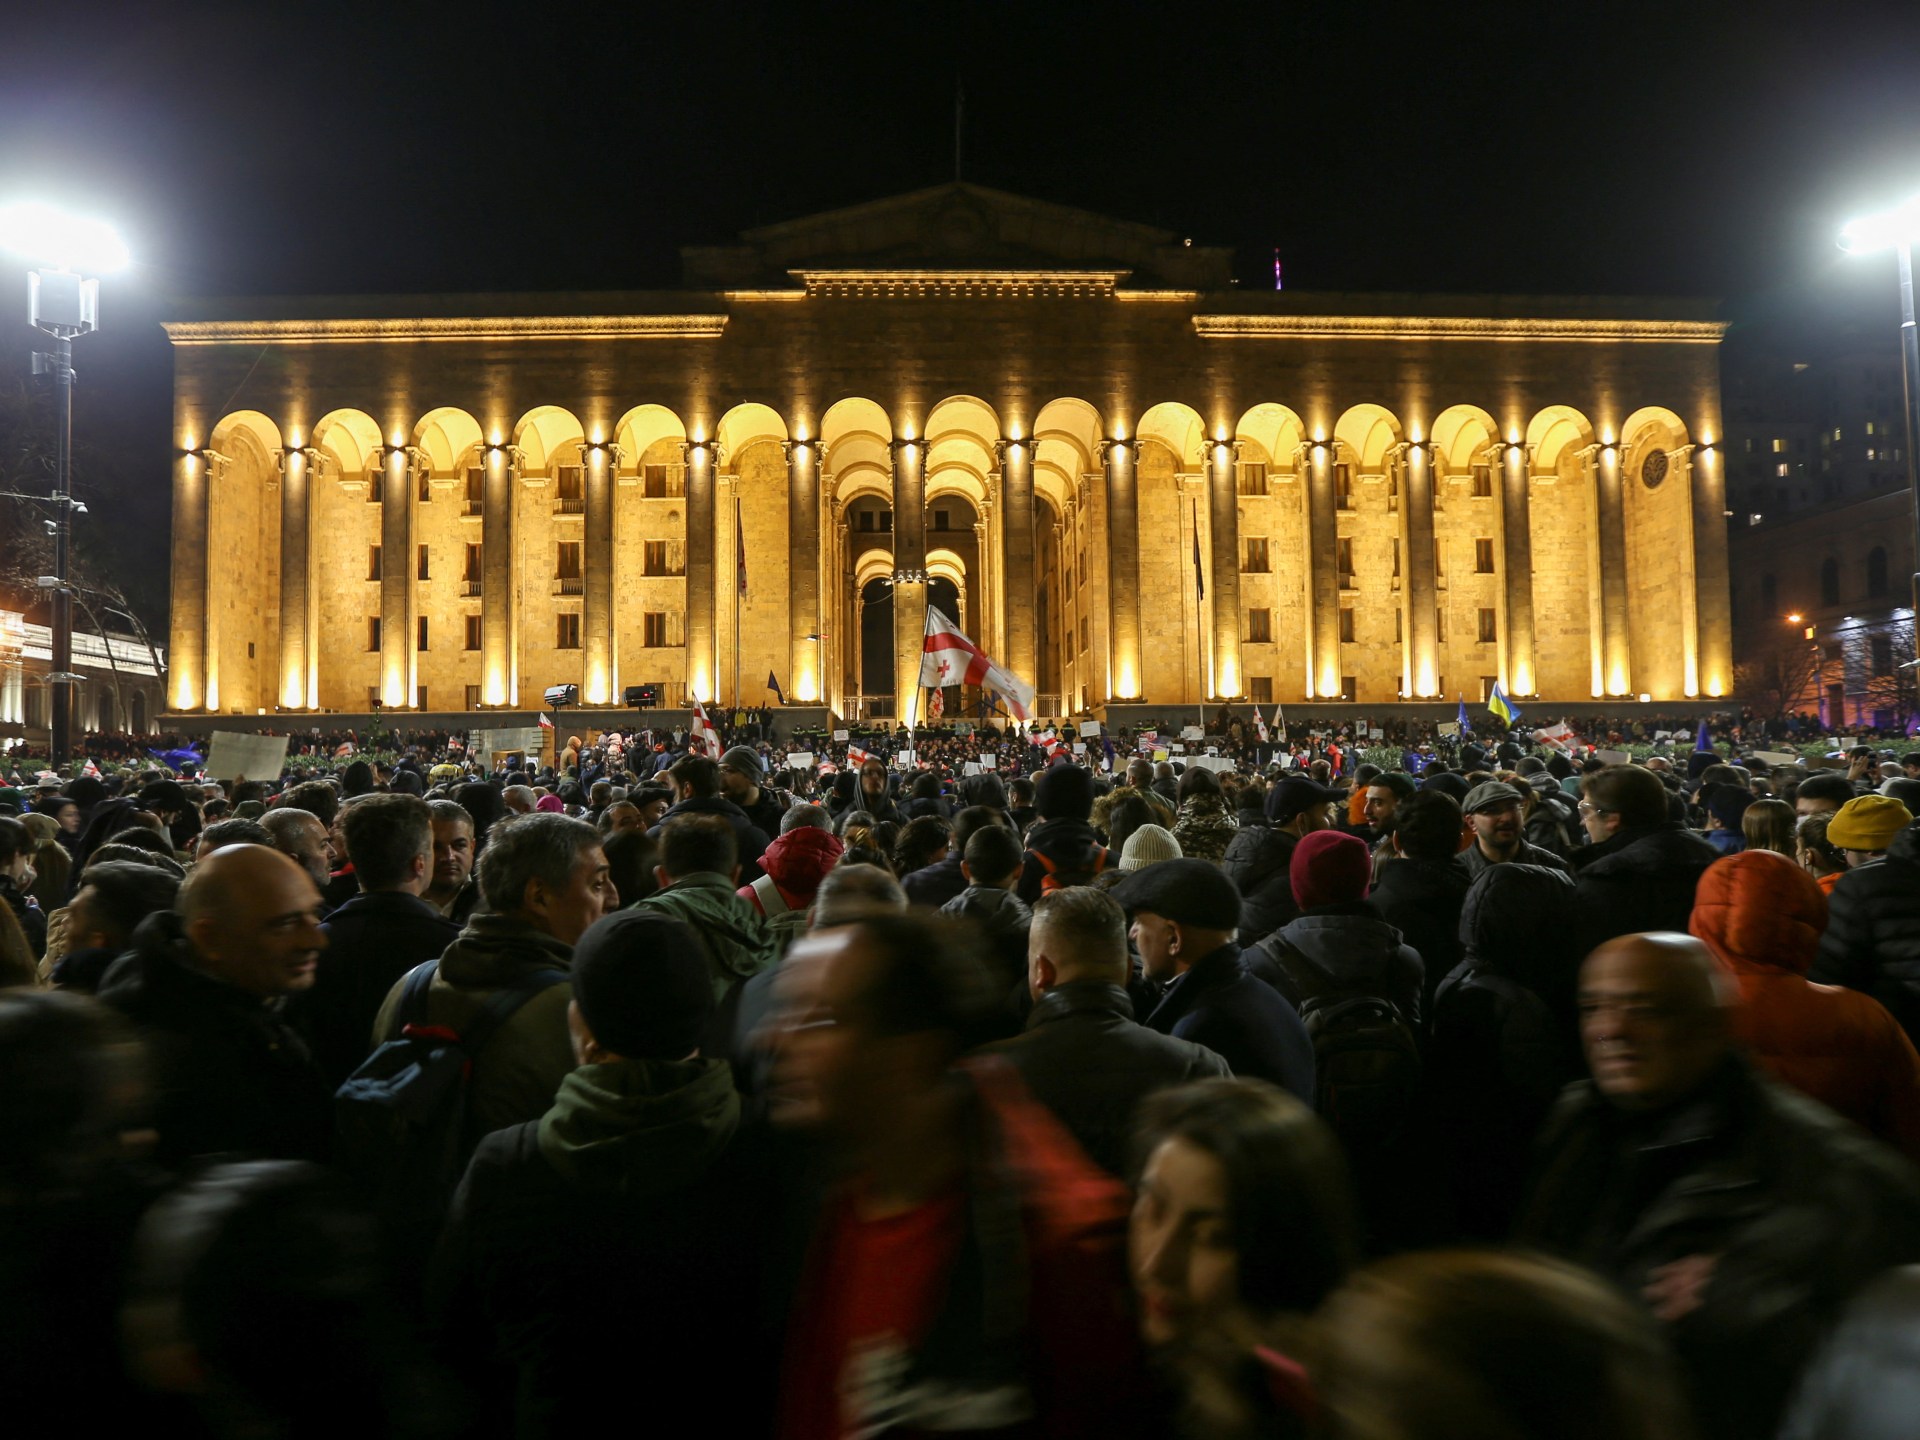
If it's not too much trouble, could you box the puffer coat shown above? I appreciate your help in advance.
[1690,849,1920,1160]
[1812,821,1920,1043]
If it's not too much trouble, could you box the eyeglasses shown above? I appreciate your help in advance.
[1577,800,1614,816]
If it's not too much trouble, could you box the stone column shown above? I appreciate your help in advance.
[1400,443,1439,698]
[787,439,821,702]
[1591,444,1631,695]
[1303,442,1342,699]
[481,444,515,707]
[1498,441,1538,697]
[378,444,414,708]
[1101,439,1142,699]
[684,440,717,704]
[169,446,214,711]
[999,437,1036,689]
[1689,443,1732,697]
[1206,438,1242,698]
[582,441,616,705]
[276,446,313,710]
[891,437,928,716]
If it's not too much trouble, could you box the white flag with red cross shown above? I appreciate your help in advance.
[919,607,1033,722]
[846,743,872,768]
[1253,706,1269,745]
[689,699,721,756]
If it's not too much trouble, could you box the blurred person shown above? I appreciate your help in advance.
[1222,775,1340,948]
[1317,1250,1693,1440]
[1099,796,1159,866]
[49,860,182,994]
[999,888,1227,1176]
[739,807,844,936]
[1427,864,1584,1239]
[765,911,1146,1437]
[939,824,1033,1003]
[595,799,643,837]
[1518,932,1920,1440]
[1690,849,1920,1160]
[900,803,1008,908]
[1118,858,1314,1100]
[600,827,659,909]
[1741,796,1798,858]
[503,784,537,816]
[262,805,335,896]
[303,795,460,1087]
[1567,765,1720,960]
[193,816,273,860]
[433,911,768,1435]
[1129,1079,1358,1437]
[98,845,333,1164]
[28,833,70,913]
[631,781,673,829]
[1092,758,1176,835]
[1779,1264,1920,1440]
[0,814,47,960]
[650,755,771,883]
[372,813,609,1147]
[422,798,481,923]
[808,861,908,928]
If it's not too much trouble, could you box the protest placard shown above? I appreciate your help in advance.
[204,731,291,782]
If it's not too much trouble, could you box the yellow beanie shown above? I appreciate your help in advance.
[1828,794,1914,852]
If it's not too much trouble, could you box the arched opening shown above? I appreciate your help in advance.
[1524,405,1600,700]
[204,411,284,715]
[1134,401,1207,702]
[310,409,385,710]
[130,690,147,734]
[611,405,688,706]
[860,577,895,709]
[1621,406,1695,697]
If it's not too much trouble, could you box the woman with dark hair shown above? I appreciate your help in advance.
[453,780,505,849]
[1129,1078,1359,1435]
[1101,795,1157,857]
[892,814,953,881]
[1171,765,1238,865]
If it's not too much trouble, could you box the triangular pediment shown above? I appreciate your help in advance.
[682,183,1231,290]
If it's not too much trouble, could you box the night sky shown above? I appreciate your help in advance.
[5,0,1920,624]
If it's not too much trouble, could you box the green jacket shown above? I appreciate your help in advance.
[537,1056,741,1194]
[372,911,574,1146]
[630,872,784,1002]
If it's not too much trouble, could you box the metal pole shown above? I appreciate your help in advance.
[51,331,74,768]
[1899,243,1920,627]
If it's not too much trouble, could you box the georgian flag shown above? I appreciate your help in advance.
[1253,706,1269,746]
[919,607,1034,722]
[847,743,873,768]
[689,699,721,756]
[1034,731,1067,761]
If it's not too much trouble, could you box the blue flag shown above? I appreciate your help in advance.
[1695,716,1714,753]
[1488,682,1521,726]
[1457,696,1471,734]
[767,671,785,705]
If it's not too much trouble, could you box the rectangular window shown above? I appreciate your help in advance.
[1337,537,1355,585]
[1341,674,1356,701]
[1475,538,1495,573]
[464,543,482,581]
[1873,635,1895,676]
[368,544,382,581]
[643,463,668,498]
[555,465,584,500]
[1237,462,1268,497]
[1339,607,1356,644]
[1472,464,1493,497]
[417,469,432,503]
[643,612,668,648]
[1248,676,1273,704]
[1335,464,1354,510]
[556,613,581,649]
[1435,607,1447,643]
[465,684,481,709]
[464,467,484,516]
[367,617,382,652]
[464,615,482,651]
[1772,437,1788,453]
[1078,617,1089,653]
[1242,537,1270,573]
[1395,608,1403,641]
[644,540,678,576]
[1245,608,1273,644]
[556,541,582,578]
[1477,607,1498,643]
[367,471,383,503]
[417,616,428,652]
[1392,537,1401,578]
[417,685,428,710]
[417,544,430,580]
[932,508,951,532]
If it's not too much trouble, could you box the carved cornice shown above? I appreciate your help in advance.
[1192,315,1727,344]
[164,315,729,345]
[792,269,1128,300]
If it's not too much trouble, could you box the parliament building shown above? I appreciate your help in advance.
[162,183,1732,724]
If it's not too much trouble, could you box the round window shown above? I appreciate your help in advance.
[1640,449,1669,489]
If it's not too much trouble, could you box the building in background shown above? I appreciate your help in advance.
[0,605,166,741]
[160,184,1733,723]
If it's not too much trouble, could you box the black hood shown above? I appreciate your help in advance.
[1459,863,1578,990]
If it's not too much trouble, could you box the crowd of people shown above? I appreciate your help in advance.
[7,718,1920,1438]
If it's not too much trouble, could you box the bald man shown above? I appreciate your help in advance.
[1518,933,1920,1440]
[98,844,333,1164]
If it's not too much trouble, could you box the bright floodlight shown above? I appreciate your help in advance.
[0,200,130,273]
[1840,194,1920,255]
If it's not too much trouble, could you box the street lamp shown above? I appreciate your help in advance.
[1840,194,1920,630]
[0,201,128,768]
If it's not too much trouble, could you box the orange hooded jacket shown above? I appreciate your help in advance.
[1690,849,1920,1160]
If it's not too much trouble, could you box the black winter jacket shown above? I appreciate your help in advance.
[97,912,332,1165]
[1016,817,1110,903]
[995,980,1229,1176]
[1143,944,1315,1102]
[1519,1059,1920,1440]
[1222,824,1301,946]
[648,794,770,882]
[299,890,460,1086]
[901,855,968,909]
[1369,855,1472,1016]
[1245,903,1424,1031]
[1567,822,1720,960]
[1811,822,1920,1042]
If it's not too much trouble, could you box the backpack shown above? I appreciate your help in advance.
[1034,845,1108,894]
[334,960,567,1242]
[1254,937,1422,1152]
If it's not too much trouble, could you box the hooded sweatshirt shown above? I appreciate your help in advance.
[1249,901,1425,1031]
[537,1056,741,1191]
[740,826,844,917]
[1691,849,1920,1160]
[1016,817,1109,903]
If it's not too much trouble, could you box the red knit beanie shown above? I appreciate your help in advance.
[1290,829,1372,910]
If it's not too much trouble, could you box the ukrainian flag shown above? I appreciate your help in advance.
[1488,682,1521,726]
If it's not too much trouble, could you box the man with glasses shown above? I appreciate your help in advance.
[1568,764,1719,961]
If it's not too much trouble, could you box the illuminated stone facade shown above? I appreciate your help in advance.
[162,184,1732,719]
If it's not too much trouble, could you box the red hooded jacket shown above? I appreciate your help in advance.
[739,825,844,916]
[1690,849,1920,1160]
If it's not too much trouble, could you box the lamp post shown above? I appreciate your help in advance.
[1840,195,1920,630]
[0,202,129,768]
